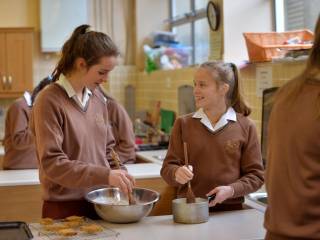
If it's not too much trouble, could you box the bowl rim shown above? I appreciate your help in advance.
[172,197,208,205]
[85,187,160,206]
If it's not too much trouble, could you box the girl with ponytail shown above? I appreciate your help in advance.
[161,61,264,211]
[31,25,135,219]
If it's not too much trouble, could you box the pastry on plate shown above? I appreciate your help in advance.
[44,224,68,232]
[63,221,83,228]
[40,218,54,225]
[65,215,84,222]
[58,228,78,236]
[80,224,103,234]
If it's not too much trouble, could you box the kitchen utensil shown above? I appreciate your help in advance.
[0,222,33,240]
[86,187,160,223]
[111,149,136,205]
[208,194,216,203]
[172,198,209,224]
[183,142,195,203]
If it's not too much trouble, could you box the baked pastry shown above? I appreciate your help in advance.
[44,224,68,232]
[65,215,84,222]
[80,224,103,234]
[63,221,82,228]
[58,228,78,236]
[40,218,54,225]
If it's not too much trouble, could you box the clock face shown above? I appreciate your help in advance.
[207,2,220,31]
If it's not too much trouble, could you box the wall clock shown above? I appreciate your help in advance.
[207,2,220,31]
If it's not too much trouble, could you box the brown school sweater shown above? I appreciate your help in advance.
[161,113,264,204]
[264,80,320,239]
[161,114,263,204]
[106,97,136,164]
[3,97,37,169]
[30,83,117,201]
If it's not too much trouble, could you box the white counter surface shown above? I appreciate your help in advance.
[30,209,265,240]
[126,163,161,179]
[0,169,39,186]
[0,163,161,187]
[136,150,167,165]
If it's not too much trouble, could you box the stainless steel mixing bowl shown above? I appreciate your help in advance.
[86,187,160,223]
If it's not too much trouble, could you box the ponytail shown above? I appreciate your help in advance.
[31,76,53,105]
[51,24,119,82]
[229,63,251,116]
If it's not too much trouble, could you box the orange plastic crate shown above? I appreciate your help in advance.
[243,29,314,62]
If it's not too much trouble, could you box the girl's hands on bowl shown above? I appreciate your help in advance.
[174,165,193,184]
[108,170,135,196]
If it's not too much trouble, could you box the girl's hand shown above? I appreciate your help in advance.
[206,186,234,207]
[108,170,135,195]
[174,165,193,184]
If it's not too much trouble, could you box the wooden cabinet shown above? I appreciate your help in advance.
[0,28,33,98]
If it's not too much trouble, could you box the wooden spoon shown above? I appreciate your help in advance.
[111,149,136,205]
[183,142,196,204]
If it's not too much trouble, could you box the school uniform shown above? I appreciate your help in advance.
[264,80,320,239]
[30,75,117,219]
[3,92,37,169]
[161,107,264,211]
[105,95,136,164]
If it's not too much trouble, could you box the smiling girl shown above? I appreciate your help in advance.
[31,25,135,219]
[161,61,264,211]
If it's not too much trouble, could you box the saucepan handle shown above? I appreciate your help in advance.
[207,194,216,203]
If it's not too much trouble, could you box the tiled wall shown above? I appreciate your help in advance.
[0,60,306,140]
[107,60,306,140]
[102,65,138,105]
[135,68,196,112]
[240,60,306,138]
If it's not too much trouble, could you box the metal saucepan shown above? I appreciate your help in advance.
[172,195,215,224]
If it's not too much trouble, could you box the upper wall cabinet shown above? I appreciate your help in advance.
[0,28,33,98]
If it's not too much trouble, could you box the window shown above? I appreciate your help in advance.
[169,0,210,65]
[275,0,320,32]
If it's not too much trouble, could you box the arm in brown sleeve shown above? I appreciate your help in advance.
[160,118,184,187]
[106,122,127,171]
[6,101,34,150]
[32,96,110,189]
[229,120,264,198]
[108,100,136,163]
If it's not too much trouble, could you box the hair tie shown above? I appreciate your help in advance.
[85,27,94,33]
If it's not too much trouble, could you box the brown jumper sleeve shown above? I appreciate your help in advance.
[6,100,34,150]
[160,118,184,187]
[229,120,264,198]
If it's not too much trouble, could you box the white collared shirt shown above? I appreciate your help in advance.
[192,107,237,132]
[56,74,92,110]
[23,91,32,107]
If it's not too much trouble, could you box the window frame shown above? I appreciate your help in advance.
[169,0,207,65]
[274,0,285,32]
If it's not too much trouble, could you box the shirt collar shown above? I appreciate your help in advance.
[23,91,32,107]
[192,107,237,132]
[56,74,92,108]
[56,74,92,97]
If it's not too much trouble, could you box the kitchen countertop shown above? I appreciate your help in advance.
[0,163,161,187]
[30,209,265,240]
[136,150,167,165]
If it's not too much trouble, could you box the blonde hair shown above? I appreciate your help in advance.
[200,61,251,116]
